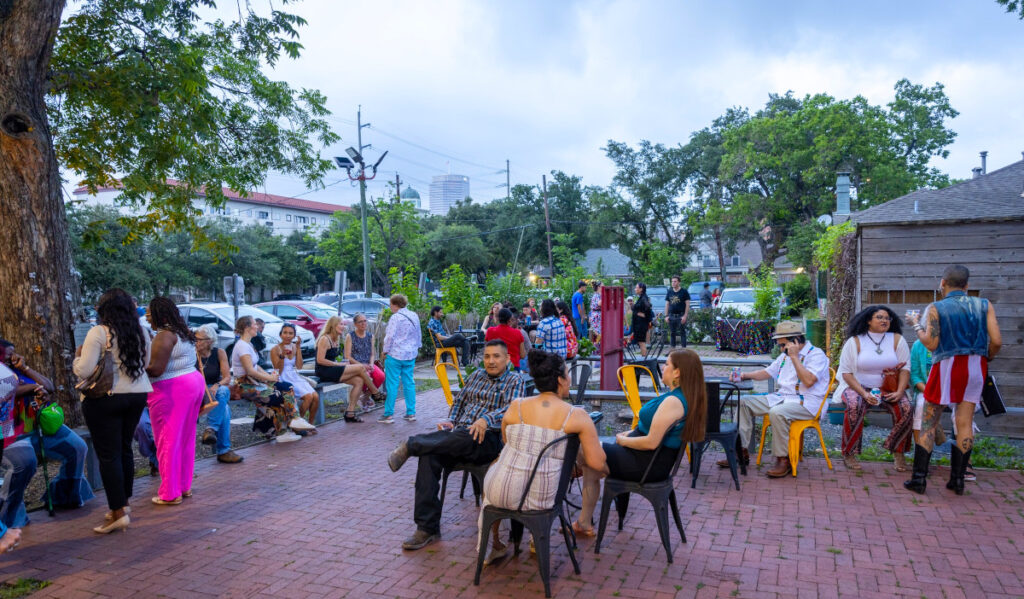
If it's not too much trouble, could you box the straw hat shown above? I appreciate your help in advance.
[771,320,804,340]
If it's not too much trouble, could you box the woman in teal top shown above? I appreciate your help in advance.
[910,339,946,447]
[574,349,708,536]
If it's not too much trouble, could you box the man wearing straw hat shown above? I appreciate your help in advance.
[720,320,831,478]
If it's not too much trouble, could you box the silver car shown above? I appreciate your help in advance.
[177,303,316,361]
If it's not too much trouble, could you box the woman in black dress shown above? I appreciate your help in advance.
[314,315,385,422]
[632,283,653,357]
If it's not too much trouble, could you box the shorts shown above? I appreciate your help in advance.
[923,355,987,406]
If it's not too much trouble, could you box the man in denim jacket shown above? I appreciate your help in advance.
[904,264,1002,495]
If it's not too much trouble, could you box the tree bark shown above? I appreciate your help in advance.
[0,0,80,423]
[713,224,727,282]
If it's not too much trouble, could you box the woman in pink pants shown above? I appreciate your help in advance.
[146,298,205,505]
[345,313,386,408]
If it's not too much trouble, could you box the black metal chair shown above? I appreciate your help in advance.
[440,461,488,509]
[595,417,688,563]
[689,381,745,490]
[570,361,592,405]
[474,434,581,598]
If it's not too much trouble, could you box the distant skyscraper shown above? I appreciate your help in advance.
[429,174,470,215]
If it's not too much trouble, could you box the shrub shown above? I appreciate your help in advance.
[783,273,813,315]
[687,306,746,344]
[747,268,780,322]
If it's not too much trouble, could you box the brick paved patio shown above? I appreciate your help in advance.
[3,387,1024,598]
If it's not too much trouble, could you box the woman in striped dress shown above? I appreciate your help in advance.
[477,350,606,565]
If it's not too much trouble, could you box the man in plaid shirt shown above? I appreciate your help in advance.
[387,340,526,550]
[535,299,567,358]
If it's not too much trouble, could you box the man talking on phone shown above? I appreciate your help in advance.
[386,340,525,551]
[721,321,831,478]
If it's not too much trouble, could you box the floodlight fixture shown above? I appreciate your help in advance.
[334,156,356,169]
[371,150,388,171]
[345,147,363,164]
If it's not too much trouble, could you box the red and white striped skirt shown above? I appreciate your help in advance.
[923,354,988,406]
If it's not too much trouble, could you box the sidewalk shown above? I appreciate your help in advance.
[3,387,1024,598]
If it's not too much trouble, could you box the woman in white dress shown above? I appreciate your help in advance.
[271,323,320,430]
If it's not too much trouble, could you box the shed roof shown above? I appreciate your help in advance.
[852,159,1024,226]
[581,247,631,276]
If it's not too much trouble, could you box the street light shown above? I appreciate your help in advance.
[335,147,387,296]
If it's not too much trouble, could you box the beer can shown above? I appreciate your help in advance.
[731,367,741,382]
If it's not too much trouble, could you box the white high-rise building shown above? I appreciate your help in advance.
[429,174,470,215]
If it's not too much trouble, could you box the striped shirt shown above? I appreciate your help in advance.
[536,316,568,358]
[449,368,526,428]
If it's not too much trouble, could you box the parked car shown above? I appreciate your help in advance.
[716,287,787,318]
[687,281,725,305]
[273,293,309,301]
[334,298,389,320]
[254,300,351,337]
[646,286,668,317]
[312,292,340,306]
[177,303,316,360]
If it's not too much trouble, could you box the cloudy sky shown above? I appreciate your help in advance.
[255,0,1024,208]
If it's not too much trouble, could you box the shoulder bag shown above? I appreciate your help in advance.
[75,326,115,399]
[980,374,1006,417]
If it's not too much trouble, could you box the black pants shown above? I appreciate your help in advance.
[81,392,148,511]
[667,315,687,347]
[407,428,502,534]
[440,334,472,366]
[603,435,680,482]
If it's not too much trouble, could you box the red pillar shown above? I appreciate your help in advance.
[599,286,624,390]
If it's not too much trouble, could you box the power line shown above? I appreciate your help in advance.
[369,125,504,172]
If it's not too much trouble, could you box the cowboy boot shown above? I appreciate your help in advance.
[946,446,968,496]
[903,444,930,494]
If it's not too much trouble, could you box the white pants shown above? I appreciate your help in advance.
[738,394,814,458]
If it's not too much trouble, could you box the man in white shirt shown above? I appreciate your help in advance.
[723,321,831,478]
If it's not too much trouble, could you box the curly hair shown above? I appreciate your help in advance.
[526,349,567,394]
[96,288,147,380]
[845,305,903,338]
[147,297,195,343]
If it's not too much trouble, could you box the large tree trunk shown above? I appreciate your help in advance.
[712,225,727,282]
[0,0,80,423]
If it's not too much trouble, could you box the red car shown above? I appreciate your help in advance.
[254,301,350,337]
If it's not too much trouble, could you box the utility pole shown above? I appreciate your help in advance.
[506,159,510,200]
[357,106,372,296]
[395,173,401,201]
[541,174,554,278]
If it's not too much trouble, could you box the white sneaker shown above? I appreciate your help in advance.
[289,417,316,431]
[276,431,302,443]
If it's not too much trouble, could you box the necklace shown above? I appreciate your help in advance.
[865,332,885,355]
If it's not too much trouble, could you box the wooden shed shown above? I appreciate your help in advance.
[851,158,1024,435]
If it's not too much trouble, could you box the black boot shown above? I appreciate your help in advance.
[903,444,931,494]
[946,446,969,496]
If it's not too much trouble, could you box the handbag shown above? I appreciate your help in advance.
[879,362,905,394]
[75,327,115,399]
[980,374,1006,417]
[38,403,65,436]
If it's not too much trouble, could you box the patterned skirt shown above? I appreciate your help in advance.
[232,376,298,434]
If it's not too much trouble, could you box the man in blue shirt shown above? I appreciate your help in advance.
[427,306,472,367]
[571,281,588,339]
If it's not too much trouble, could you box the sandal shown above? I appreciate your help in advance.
[371,391,386,403]
[571,520,595,538]
[344,413,364,423]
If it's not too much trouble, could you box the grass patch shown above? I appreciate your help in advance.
[0,579,50,599]
[415,378,442,392]
[826,547,842,555]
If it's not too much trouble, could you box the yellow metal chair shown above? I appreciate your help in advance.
[616,364,660,429]
[431,330,459,369]
[435,362,465,407]
[756,367,836,476]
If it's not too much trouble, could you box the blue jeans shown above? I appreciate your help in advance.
[201,386,233,455]
[575,316,588,339]
[0,425,95,528]
[134,407,158,469]
[384,355,417,417]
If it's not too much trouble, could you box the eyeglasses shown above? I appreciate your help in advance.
[195,336,211,341]
[873,315,891,321]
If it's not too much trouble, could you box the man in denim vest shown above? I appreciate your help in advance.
[904,265,1002,495]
